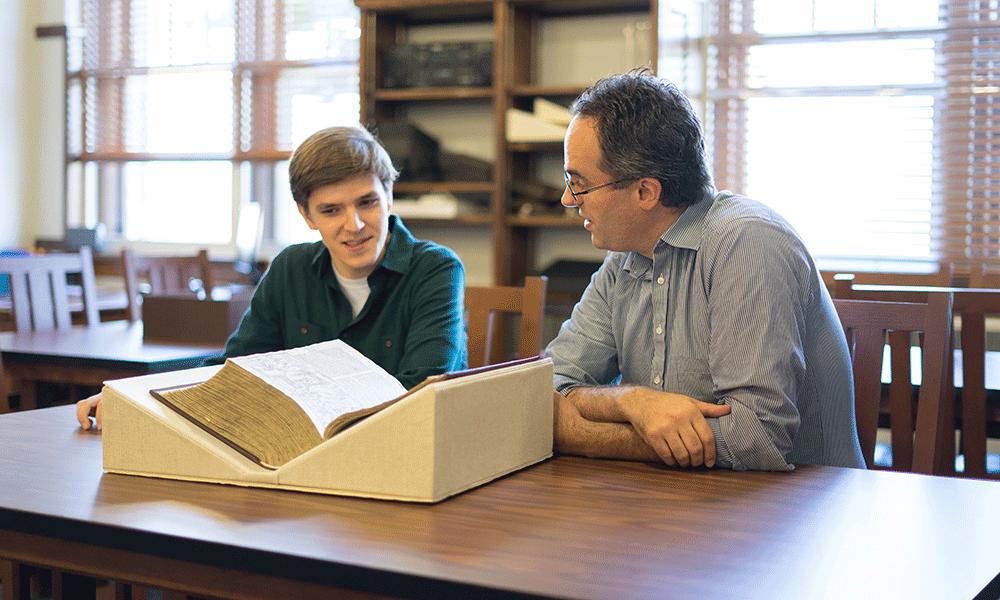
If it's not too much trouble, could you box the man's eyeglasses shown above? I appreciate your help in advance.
[563,172,635,203]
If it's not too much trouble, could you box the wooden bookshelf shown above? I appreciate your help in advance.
[357,0,657,284]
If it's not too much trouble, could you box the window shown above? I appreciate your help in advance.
[660,0,1000,272]
[66,0,361,251]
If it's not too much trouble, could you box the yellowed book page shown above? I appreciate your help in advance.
[231,339,407,437]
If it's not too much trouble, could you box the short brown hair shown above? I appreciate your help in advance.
[288,126,399,208]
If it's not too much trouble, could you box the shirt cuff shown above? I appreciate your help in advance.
[709,399,796,472]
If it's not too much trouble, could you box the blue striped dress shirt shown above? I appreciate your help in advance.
[547,191,866,471]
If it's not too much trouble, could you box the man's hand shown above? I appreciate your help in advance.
[618,390,731,468]
[76,393,103,431]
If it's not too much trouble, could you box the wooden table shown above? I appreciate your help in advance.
[0,321,221,410]
[1,406,998,600]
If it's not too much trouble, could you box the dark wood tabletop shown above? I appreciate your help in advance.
[0,320,220,370]
[1,406,998,599]
[0,321,222,410]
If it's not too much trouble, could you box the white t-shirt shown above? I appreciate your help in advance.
[334,270,371,318]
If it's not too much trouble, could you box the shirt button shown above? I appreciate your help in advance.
[299,327,308,335]
[655,325,663,335]
[657,275,665,285]
[384,339,393,348]
[653,375,662,385]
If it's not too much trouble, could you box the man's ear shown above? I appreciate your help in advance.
[636,177,663,211]
[297,202,318,230]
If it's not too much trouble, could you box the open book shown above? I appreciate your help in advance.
[151,340,538,470]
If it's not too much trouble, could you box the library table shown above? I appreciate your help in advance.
[1,406,999,599]
[0,321,221,410]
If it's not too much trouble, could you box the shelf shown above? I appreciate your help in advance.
[375,87,494,101]
[510,85,587,98]
[356,0,494,22]
[401,215,495,227]
[508,0,651,17]
[507,215,584,228]
[394,181,494,194]
[507,141,563,153]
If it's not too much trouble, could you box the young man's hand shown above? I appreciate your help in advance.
[76,393,104,431]
[617,390,730,468]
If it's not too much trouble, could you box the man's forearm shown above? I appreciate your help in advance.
[556,409,660,462]
[564,385,639,422]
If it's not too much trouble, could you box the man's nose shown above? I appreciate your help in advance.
[560,186,578,208]
[346,208,365,231]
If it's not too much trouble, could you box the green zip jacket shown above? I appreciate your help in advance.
[221,216,467,388]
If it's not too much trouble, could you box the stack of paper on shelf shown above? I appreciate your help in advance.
[533,98,572,126]
[506,99,573,142]
[102,341,554,503]
[392,193,478,219]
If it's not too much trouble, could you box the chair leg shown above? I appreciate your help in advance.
[1,559,31,600]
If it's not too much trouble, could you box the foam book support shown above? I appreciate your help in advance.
[102,358,554,503]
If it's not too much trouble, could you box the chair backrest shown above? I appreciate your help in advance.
[0,247,99,332]
[969,263,1000,288]
[465,276,547,368]
[833,293,953,475]
[122,249,213,321]
[823,266,955,299]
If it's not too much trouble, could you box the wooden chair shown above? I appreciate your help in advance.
[122,249,213,321]
[0,246,99,332]
[0,247,100,412]
[823,265,955,299]
[465,276,547,368]
[837,280,999,479]
[833,293,954,475]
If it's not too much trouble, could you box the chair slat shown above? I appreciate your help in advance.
[960,309,987,477]
[49,270,72,329]
[851,327,887,466]
[8,272,31,332]
[888,331,912,471]
[464,277,547,369]
[27,269,55,331]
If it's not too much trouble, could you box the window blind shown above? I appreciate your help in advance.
[66,0,360,245]
[938,0,1000,267]
[662,0,999,271]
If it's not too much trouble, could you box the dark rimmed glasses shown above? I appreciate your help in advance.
[563,171,635,204]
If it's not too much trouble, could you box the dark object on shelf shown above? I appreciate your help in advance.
[440,152,493,181]
[540,259,603,307]
[376,121,441,182]
[512,180,562,202]
[383,41,493,88]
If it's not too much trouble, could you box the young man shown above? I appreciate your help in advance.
[78,126,467,430]
[548,70,865,471]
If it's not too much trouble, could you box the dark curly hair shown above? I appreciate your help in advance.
[571,69,713,208]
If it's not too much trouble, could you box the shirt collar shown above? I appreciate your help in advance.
[308,214,415,278]
[658,189,715,251]
[621,189,716,278]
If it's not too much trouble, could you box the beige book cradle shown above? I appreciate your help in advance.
[102,358,554,503]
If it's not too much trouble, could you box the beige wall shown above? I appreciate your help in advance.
[1,1,64,248]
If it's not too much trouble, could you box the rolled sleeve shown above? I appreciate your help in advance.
[703,218,811,471]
